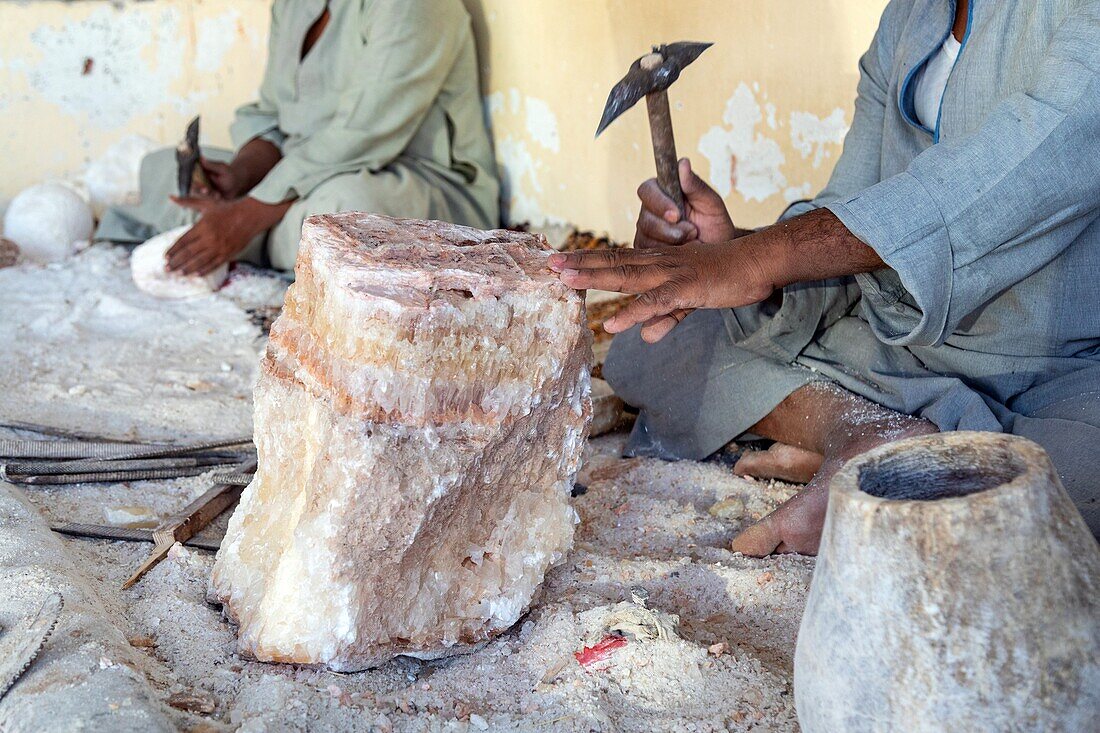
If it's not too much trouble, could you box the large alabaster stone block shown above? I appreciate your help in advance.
[210,214,591,671]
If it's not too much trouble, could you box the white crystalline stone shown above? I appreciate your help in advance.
[3,182,93,262]
[210,213,592,671]
[103,504,157,528]
[131,225,227,298]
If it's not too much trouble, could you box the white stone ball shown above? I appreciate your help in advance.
[2,182,94,262]
[131,225,227,299]
[84,135,159,216]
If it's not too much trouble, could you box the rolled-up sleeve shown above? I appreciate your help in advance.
[230,5,287,152]
[249,0,464,204]
[828,3,1100,346]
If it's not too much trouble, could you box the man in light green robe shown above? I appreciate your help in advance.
[97,0,500,273]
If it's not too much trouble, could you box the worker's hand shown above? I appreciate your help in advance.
[634,158,743,249]
[549,237,778,343]
[191,158,244,201]
[166,196,287,275]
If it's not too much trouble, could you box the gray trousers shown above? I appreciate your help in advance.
[96,147,479,271]
[605,283,1100,535]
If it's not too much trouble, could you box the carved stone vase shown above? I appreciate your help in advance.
[794,431,1099,733]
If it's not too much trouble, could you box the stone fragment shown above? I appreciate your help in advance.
[167,691,216,714]
[3,183,93,262]
[0,237,19,269]
[589,378,625,437]
[84,134,158,216]
[103,504,158,529]
[796,432,1100,732]
[131,226,227,299]
[210,214,592,671]
[708,497,746,521]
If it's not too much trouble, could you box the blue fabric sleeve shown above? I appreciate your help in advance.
[828,3,1100,346]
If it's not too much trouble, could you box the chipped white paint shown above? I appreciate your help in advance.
[195,9,242,74]
[699,83,849,208]
[0,1,271,200]
[783,183,814,203]
[698,83,787,202]
[789,108,848,168]
[495,135,543,224]
[489,89,565,226]
[523,97,560,153]
[6,6,193,128]
[1,0,883,242]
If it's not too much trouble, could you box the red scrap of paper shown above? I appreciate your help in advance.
[574,634,628,667]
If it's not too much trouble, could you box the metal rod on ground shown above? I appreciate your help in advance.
[0,436,253,461]
[51,522,222,552]
[9,467,221,485]
[0,439,167,461]
[1,454,246,478]
[0,421,139,443]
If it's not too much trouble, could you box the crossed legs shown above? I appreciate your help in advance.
[729,381,937,556]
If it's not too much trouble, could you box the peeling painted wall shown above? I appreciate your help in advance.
[0,0,271,208]
[0,0,887,241]
[476,0,887,239]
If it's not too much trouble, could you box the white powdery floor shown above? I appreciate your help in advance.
[2,247,813,733]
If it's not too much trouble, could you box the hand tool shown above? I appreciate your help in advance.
[121,459,256,589]
[0,593,63,701]
[176,115,209,197]
[596,42,713,217]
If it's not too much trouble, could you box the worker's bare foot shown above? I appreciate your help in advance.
[733,442,823,483]
[729,383,938,557]
[729,458,840,557]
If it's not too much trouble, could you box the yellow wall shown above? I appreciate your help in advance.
[0,1,271,200]
[0,0,887,241]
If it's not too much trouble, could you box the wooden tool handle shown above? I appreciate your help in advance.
[645,89,685,218]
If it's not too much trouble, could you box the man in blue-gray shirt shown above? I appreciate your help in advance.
[552,0,1100,553]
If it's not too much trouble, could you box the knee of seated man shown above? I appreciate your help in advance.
[602,326,651,404]
[305,169,425,219]
[603,310,722,407]
[138,147,179,181]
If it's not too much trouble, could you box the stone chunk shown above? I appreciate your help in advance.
[210,214,592,670]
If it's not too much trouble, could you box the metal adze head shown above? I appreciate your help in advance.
[596,41,713,137]
[176,115,201,197]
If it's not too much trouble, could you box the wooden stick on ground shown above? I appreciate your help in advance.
[121,458,257,589]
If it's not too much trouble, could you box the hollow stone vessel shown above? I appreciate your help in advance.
[795,432,1099,733]
[210,213,592,671]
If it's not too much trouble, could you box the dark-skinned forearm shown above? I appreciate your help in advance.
[229,139,283,197]
[757,208,884,289]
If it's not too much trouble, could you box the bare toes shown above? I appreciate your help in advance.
[729,518,782,557]
[733,442,824,483]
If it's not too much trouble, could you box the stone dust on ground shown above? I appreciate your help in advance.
[3,246,813,733]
